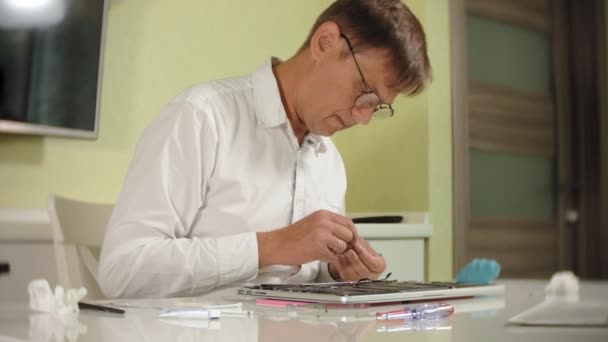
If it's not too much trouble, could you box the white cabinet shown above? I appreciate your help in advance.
[0,209,56,301]
[0,242,57,301]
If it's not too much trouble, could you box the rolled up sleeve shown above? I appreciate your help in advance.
[99,99,258,299]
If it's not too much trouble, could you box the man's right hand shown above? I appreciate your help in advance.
[257,210,359,267]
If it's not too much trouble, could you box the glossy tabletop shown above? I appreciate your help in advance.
[0,280,607,342]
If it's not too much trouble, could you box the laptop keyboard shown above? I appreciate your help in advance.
[249,280,474,297]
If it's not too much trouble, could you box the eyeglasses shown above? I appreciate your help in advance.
[340,33,394,118]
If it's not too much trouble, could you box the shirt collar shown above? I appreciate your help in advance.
[251,58,327,154]
[251,57,288,128]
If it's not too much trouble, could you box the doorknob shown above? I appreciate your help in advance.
[565,209,579,224]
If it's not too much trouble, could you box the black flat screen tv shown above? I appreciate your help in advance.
[0,0,107,139]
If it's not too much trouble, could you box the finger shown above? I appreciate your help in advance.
[326,238,347,254]
[329,212,355,229]
[320,238,339,264]
[345,249,371,279]
[335,238,348,254]
[353,243,386,274]
[335,255,350,280]
[356,238,380,256]
[328,213,359,242]
[345,241,355,251]
[338,254,362,281]
[353,242,385,273]
[322,250,339,265]
[329,222,354,243]
[328,262,343,281]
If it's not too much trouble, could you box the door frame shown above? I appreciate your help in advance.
[450,0,470,272]
[450,0,577,274]
[599,0,608,278]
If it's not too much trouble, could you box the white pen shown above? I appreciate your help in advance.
[158,308,222,319]
[157,307,250,319]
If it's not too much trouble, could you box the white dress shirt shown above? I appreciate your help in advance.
[98,59,347,298]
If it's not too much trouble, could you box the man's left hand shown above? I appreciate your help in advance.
[328,239,386,281]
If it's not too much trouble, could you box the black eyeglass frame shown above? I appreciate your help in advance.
[340,33,395,118]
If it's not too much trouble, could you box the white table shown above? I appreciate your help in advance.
[0,280,606,341]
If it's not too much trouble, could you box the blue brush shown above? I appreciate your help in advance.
[455,259,501,285]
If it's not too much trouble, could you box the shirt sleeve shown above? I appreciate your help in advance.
[98,99,259,299]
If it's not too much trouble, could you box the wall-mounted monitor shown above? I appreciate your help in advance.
[0,0,107,139]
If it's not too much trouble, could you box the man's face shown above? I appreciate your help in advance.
[298,38,398,137]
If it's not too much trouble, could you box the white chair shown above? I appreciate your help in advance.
[47,194,113,300]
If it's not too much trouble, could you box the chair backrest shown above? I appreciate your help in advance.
[47,194,113,300]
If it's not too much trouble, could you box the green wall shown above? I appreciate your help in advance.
[333,0,428,213]
[425,0,453,281]
[0,0,453,280]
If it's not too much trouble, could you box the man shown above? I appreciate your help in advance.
[99,0,431,298]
